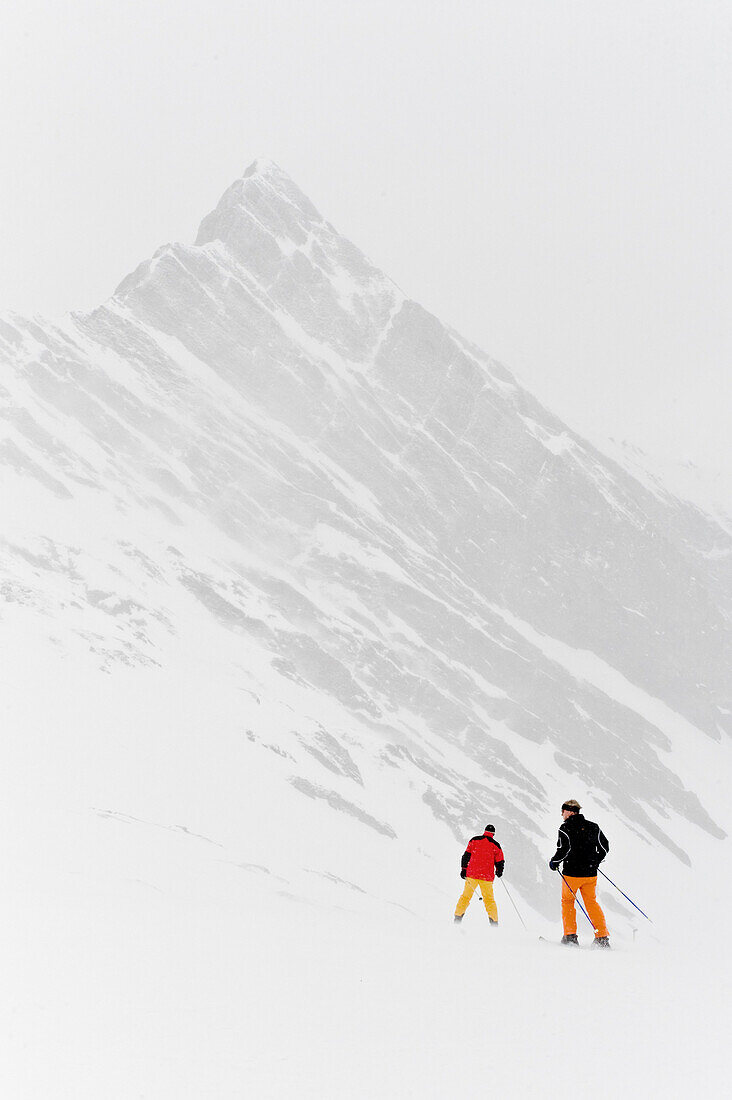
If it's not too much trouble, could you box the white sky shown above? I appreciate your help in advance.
[2,1,731,500]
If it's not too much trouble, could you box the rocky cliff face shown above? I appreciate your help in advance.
[1,160,729,917]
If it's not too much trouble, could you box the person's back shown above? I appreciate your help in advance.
[463,831,504,880]
[555,812,608,877]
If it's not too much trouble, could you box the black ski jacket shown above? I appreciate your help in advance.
[549,813,609,877]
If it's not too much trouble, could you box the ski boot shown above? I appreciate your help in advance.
[561,934,579,945]
[489,918,498,926]
[593,936,611,949]
[453,914,464,924]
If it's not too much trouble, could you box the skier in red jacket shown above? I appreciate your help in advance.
[454,824,505,924]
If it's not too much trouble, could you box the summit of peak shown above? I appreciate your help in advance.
[195,159,324,251]
[241,158,289,182]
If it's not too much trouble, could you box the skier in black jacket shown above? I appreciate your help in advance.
[549,799,610,947]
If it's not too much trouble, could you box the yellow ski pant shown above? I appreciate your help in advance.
[455,877,498,921]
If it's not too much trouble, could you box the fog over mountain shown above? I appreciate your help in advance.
[2,160,730,927]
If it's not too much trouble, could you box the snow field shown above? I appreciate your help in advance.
[3,865,727,1100]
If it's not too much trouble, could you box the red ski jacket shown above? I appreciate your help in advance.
[460,830,505,881]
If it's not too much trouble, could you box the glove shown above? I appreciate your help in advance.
[549,860,560,871]
[460,869,467,880]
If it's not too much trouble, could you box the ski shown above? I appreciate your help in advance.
[539,936,585,949]
[538,936,611,950]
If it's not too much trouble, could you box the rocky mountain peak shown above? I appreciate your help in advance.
[110,159,401,362]
[195,157,325,254]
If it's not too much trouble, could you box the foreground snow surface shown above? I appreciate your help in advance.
[2,634,730,1097]
[3,871,729,1099]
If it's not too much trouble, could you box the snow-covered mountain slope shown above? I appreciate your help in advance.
[592,434,732,537]
[1,158,730,932]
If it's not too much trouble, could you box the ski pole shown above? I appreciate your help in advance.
[499,878,527,930]
[558,872,597,932]
[598,868,652,923]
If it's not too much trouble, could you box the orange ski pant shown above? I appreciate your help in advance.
[561,875,608,937]
[455,877,498,921]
